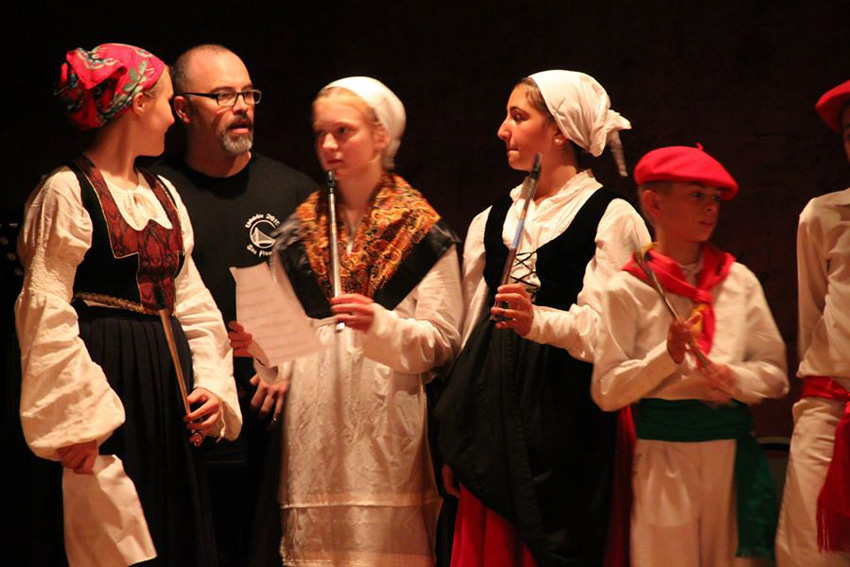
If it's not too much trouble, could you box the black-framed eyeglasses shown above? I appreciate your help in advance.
[179,89,262,107]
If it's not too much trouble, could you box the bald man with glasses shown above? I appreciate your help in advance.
[153,44,315,567]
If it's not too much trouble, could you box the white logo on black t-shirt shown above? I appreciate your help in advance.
[245,213,281,257]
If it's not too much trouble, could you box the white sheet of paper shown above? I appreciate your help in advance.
[62,455,157,567]
[230,262,322,366]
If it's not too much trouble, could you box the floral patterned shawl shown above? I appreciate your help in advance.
[296,173,440,299]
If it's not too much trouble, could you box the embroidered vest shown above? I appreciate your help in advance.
[69,155,184,314]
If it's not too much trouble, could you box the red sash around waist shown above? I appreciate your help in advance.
[801,375,850,552]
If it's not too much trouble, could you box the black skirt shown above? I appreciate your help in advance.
[76,303,218,567]
[436,316,616,567]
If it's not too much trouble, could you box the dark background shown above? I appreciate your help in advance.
[6,0,850,438]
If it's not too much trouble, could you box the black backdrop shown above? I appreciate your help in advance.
[7,0,850,436]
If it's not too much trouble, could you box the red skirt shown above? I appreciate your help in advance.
[450,487,536,567]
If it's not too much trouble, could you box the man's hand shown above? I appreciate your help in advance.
[250,374,286,424]
[228,321,253,358]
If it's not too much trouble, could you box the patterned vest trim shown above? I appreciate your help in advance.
[69,155,184,314]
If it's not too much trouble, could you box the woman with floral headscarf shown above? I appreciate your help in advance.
[230,76,463,566]
[16,43,241,566]
[435,71,650,567]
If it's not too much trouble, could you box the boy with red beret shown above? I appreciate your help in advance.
[591,145,788,566]
[776,80,850,567]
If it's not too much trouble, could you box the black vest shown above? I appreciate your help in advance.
[437,188,622,567]
[483,190,615,309]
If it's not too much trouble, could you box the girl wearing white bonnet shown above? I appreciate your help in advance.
[233,77,463,566]
[436,71,650,566]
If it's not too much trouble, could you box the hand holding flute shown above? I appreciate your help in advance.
[633,250,711,368]
[184,388,223,441]
[326,171,346,333]
[492,153,543,325]
[491,283,534,336]
[321,171,378,333]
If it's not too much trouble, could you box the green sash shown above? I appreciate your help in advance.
[635,399,778,557]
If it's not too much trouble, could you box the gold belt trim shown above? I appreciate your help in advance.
[74,292,153,315]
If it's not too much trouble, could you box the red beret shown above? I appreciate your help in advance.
[634,145,738,200]
[815,80,850,133]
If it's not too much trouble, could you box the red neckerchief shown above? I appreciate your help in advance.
[801,376,850,552]
[623,243,735,355]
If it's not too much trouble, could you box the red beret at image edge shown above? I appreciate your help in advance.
[816,79,850,133]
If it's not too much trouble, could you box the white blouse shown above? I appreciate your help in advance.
[256,241,463,566]
[796,187,850,391]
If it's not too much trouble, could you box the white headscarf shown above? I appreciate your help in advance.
[529,70,631,176]
[323,76,406,169]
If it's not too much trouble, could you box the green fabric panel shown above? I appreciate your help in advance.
[634,398,777,557]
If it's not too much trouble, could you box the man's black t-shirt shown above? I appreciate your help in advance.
[153,153,316,375]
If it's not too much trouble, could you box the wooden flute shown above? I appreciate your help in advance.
[154,285,204,447]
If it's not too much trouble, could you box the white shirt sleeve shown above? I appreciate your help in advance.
[795,192,850,382]
[165,179,242,440]
[459,208,491,348]
[796,201,828,362]
[525,198,651,362]
[591,280,681,411]
[362,246,463,377]
[591,266,788,411]
[725,269,789,404]
[15,170,125,460]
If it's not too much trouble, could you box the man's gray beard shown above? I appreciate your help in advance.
[222,132,253,155]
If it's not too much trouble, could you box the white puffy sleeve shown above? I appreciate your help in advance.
[526,198,650,362]
[361,246,463,377]
[724,268,788,404]
[15,169,125,460]
[458,208,491,347]
[796,200,827,362]
[591,277,681,411]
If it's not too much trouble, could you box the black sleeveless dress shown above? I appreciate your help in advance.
[436,189,621,567]
[68,156,218,567]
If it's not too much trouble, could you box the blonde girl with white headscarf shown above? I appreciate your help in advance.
[231,77,463,566]
[435,70,650,567]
